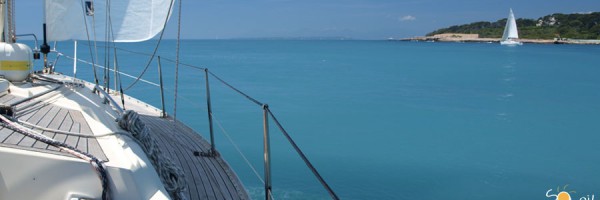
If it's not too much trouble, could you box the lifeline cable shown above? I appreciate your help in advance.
[266,108,339,200]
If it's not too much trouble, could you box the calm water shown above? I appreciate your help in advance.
[37,40,600,199]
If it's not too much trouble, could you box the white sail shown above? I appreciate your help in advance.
[45,0,174,42]
[502,9,519,40]
[501,8,522,45]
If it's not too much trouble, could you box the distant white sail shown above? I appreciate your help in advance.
[501,8,522,46]
[45,0,174,42]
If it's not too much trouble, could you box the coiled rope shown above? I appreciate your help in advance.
[117,110,187,200]
[0,114,111,200]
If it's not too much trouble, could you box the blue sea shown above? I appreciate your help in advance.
[35,40,600,199]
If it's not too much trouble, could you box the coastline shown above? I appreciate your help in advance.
[394,35,600,45]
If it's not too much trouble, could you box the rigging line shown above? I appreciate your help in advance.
[122,0,175,91]
[143,53,206,71]
[0,114,111,200]
[211,113,265,184]
[79,0,99,85]
[80,43,152,56]
[59,53,160,87]
[63,51,264,118]
[75,43,207,71]
[268,190,276,200]
[105,0,125,110]
[207,70,263,106]
[103,0,110,92]
[173,0,182,125]
[266,108,340,200]
[17,119,130,138]
[61,51,264,115]
[90,0,101,86]
[114,42,126,110]
[139,83,266,186]
[112,43,117,91]
[117,69,265,186]
[50,53,62,68]
[104,41,110,92]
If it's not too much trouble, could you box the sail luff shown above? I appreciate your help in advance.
[507,9,519,39]
[501,12,511,40]
[502,9,519,40]
[500,8,522,45]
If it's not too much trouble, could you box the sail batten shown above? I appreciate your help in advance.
[45,0,173,42]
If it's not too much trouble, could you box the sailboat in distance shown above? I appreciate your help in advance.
[500,8,523,46]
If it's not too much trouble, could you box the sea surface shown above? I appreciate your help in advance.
[36,40,600,199]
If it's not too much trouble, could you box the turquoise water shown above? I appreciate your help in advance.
[38,40,600,199]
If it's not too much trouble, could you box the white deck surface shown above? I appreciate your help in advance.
[0,74,248,200]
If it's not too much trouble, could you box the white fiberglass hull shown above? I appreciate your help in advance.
[500,40,523,46]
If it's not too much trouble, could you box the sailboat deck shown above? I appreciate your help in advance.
[0,89,248,200]
[141,115,249,200]
[0,94,108,161]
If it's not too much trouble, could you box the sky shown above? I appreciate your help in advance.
[13,0,600,40]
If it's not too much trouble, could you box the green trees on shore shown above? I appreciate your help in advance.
[427,12,600,39]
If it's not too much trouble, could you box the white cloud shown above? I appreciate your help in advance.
[399,15,416,22]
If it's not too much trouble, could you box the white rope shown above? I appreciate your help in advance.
[0,114,111,199]
[117,110,187,200]
[58,53,160,87]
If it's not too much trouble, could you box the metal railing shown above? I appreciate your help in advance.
[58,46,340,200]
[204,68,340,200]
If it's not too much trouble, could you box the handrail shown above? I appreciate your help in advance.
[262,104,273,200]
[15,33,39,50]
[267,107,339,200]
[204,68,217,156]
[206,69,339,200]
[157,56,167,118]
